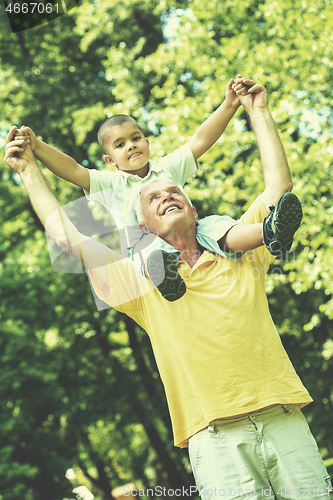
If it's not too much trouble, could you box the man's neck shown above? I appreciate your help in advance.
[179,246,203,268]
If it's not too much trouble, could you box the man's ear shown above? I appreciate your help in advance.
[139,224,157,235]
[104,155,116,167]
[139,223,148,234]
[192,206,199,226]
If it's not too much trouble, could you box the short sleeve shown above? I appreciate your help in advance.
[87,248,151,316]
[154,144,198,187]
[83,169,115,204]
[239,195,276,270]
[239,194,269,225]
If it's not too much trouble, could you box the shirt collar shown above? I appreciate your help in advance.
[178,250,218,269]
[178,250,218,279]
[115,160,162,184]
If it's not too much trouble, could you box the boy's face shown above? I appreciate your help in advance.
[103,121,150,177]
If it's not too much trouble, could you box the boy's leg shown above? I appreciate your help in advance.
[197,193,302,260]
[131,233,186,302]
[196,215,243,260]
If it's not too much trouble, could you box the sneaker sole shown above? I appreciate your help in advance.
[147,250,186,301]
[268,193,303,257]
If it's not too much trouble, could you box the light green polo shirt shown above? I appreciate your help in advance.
[84,144,198,250]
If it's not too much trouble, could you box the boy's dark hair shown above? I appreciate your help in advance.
[97,114,143,154]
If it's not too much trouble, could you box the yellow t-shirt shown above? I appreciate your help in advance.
[89,195,312,448]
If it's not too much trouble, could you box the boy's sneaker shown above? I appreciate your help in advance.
[263,192,303,259]
[146,250,186,302]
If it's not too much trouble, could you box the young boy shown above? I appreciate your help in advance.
[15,76,303,301]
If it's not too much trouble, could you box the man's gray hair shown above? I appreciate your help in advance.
[134,181,192,224]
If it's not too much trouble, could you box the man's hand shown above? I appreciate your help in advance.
[233,77,268,113]
[226,74,249,109]
[14,126,39,153]
[4,126,37,175]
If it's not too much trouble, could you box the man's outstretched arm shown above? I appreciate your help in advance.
[4,127,117,284]
[234,79,293,212]
[14,126,90,191]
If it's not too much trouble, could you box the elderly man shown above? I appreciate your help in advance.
[5,85,332,499]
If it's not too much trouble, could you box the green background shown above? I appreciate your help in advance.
[0,0,332,498]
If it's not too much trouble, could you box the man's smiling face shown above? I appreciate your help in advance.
[139,182,198,239]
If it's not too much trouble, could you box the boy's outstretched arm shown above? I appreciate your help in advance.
[15,126,90,191]
[4,127,114,284]
[187,75,248,160]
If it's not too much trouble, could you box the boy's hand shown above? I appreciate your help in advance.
[4,126,37,175]
[226,74,249,109]
[233,77,268,113]
[14,126,39,153]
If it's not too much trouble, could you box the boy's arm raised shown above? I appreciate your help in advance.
[187,76,248,161]
[17,126,90,191]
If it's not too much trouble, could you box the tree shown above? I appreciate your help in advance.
[0,0,332,497]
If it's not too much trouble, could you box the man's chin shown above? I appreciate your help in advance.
[160,211,188,230]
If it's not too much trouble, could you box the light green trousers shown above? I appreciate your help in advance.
[188,405,332,500]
